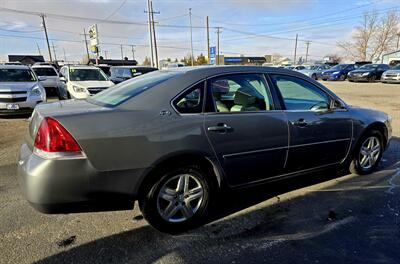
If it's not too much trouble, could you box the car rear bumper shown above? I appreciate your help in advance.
[17,143,145,214]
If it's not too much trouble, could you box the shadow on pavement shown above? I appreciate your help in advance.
[37,138,400,264]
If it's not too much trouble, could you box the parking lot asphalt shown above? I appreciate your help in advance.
[1,81,400,264]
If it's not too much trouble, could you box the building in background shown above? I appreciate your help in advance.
[381,50,400,66]
[8,55,45,65]
[222,56,266,65]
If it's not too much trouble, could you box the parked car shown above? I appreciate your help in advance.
[31,65,61,97]
[109,66,158,84]
[0,65,46,115]
[298,64,331,80]
[348,64,390,82]
[381,64,400,83]
[18,66,392,233]
[320,64,356,81]
[58,65,114,99]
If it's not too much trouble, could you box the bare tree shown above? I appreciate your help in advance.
[338,11,399,61]
[324,54,342,63]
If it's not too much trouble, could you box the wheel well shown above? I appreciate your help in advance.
[137,154,222,198]
[353,122,388,155]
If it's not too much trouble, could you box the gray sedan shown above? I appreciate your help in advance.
[18,66,392,233]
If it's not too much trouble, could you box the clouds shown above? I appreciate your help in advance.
[0,0,396,63]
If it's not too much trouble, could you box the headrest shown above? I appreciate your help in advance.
[234,89,256,106]
[211,79,230,94]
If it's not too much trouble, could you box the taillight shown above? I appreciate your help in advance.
[34,117,82,153]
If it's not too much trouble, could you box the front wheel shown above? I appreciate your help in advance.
[339,74,346,81]
[350,130,384,175]
[139,165,214,233]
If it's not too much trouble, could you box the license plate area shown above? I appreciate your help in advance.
[6,104,19,110]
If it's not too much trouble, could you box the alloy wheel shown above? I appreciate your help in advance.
[157,174,204,223]
[359,136,381,170]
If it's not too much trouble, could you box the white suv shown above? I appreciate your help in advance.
[59,65,114,99]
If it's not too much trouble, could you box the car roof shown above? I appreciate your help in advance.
[110,66,157,69]
[31,65,56,69]
[65,65,101,69]
[0,64,31,70]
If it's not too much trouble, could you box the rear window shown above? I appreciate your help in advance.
[33,67,58,76]
[0,69,37,82]
[88,71,180,106]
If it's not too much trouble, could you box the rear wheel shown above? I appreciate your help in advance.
[350,130,384,175]
[139,165,214,233]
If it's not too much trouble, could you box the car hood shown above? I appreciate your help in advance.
[70,80,114,88]
[0,82,38,92]
[384,70,400,74]
[350,70,372,74]
[298,69,316,74]
[322,70,339,74]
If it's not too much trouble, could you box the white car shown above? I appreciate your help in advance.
[31,65,60,97]
[0,65,46,115]
[58,65,114,99]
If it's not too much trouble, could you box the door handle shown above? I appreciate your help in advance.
[207,123,232,133]
[291,119,308,127]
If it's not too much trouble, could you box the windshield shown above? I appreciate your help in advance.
[393,65,400,70]
[33,67,58,76]
[69,68,107,81]
[0,68,37,82]
[331,64,347,70]
[359,64,378,70]
[88,71,180,106]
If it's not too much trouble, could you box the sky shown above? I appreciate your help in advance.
[0,0,399,64]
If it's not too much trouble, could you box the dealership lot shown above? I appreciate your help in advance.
[1,81,400,263]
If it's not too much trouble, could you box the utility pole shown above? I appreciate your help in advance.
[189,8,194,66]
[305,41,311,63]
[104,50,108,59]
[131,45,135,60]
[40,14,52,62]
[206,16,210,64]
[83,28,90,63]
[146,0,154,66]
[63,48,66,62]
[51,42,57,62]
[216,27,222,65]
[120,44,124,60]
[293,33,298,66]
[396,32,400,50]
[36,42,41,55]
[150,1,159,68]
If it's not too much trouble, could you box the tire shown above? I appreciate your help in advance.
[368,75,376,83]
[139,165,214,234]
[349,130,384,175]
[339,74,346,81]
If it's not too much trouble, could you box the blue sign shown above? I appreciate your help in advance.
[209,46,216,65]
[224,57,242,63]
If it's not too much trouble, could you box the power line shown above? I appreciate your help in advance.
[102,0,127,21]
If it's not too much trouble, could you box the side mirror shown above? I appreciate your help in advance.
[59,76,66,83]
[311,101,330,112]
[38,76,47,81]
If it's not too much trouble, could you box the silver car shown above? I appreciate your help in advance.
[298,65,331,80]
[31,65,60,97]
[0,65,46,115]
[18,66,392,233]
[381,64,400,83]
